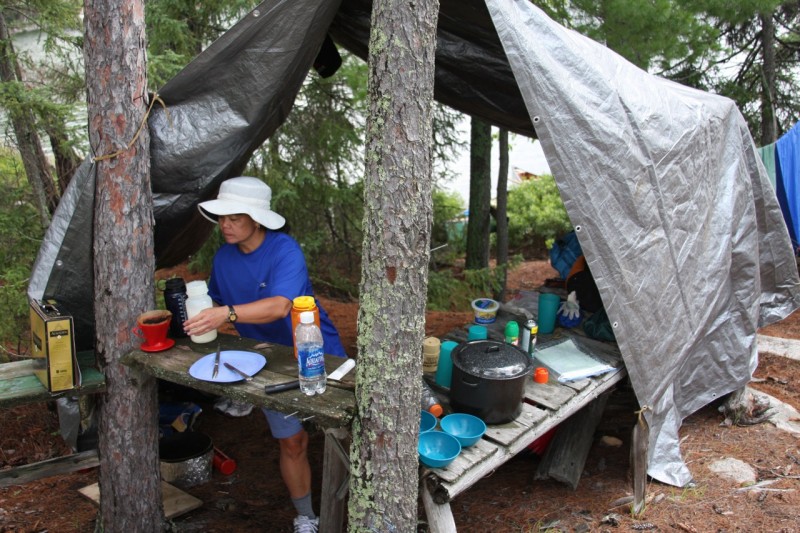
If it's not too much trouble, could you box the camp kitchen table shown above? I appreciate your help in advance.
[0,351,106,487]
[123,325,625,532]
[121,334,356,532]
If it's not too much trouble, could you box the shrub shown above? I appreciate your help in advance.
[0,153,45,358]
[507,175,572,255]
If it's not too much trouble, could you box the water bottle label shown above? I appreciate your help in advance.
[299,344,326,378]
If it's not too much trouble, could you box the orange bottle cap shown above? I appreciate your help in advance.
[429,404,443,417]
[534,367,549,383]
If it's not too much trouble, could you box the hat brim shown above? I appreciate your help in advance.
[198,199,285,230]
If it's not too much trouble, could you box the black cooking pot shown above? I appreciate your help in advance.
[449,340,534,424]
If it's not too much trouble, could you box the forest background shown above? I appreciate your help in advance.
[0,0,798,358]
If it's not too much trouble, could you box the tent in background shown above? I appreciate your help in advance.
[770,122,800,250]
[29,0,799,487]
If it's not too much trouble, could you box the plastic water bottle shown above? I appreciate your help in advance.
[295,311,327,395]
[185,280,218,344]
[162,278,189,338]
[421,380,443,417]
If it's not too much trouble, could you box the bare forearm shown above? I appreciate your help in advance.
[183,296,292,337]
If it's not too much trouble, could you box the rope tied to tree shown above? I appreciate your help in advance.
[92,93,170,163]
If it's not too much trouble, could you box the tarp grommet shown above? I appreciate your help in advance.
[533,116,541,123]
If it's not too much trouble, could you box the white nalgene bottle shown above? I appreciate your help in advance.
[295,311,327,395]
[185,280,218,344]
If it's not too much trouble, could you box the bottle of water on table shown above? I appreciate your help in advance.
[295,311,327,395]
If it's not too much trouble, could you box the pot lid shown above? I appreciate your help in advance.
[452,340,533,379]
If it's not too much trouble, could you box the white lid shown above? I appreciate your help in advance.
[300,311,314,324]
[185,280,209,297]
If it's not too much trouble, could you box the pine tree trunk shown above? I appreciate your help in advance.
[0,12,58,227]
[759,11,777,145]
[83,1,163,530]
[466,117,492,270]
[494,129,509,302]
[349,0,439,529]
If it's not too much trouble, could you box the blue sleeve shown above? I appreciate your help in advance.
[269,237,310,302]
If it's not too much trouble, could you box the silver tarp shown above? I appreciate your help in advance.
[487,0,800,485]
[30,0,799,485]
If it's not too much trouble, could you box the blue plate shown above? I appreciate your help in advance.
[189,350,266,383]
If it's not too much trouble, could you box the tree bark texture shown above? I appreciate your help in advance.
[465,117,491,270]
[350,0,439,530]
[494,128,509,302]
[0,12,58,228]
[83,1,163,530]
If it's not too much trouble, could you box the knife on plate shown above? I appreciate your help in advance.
[212,344,221,379]
[224,362,253,382]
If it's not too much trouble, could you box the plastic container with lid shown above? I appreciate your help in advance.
[422,336,441,373]
[291,296,320,358]
[185,280,217,344]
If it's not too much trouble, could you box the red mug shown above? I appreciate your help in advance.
[132,310,172,349]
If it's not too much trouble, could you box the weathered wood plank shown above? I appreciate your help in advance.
[524,378,576,410]
[535,390,612,489]
[0,449,99,488]
[421,480,457,533]
[0,352,105,409]
[320,428,350,533]
[483,402,550,447]
[121,335,355,430]
[423,437,500,483]
[79,480,202,519]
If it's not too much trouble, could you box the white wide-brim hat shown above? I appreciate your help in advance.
[198,176,285,230]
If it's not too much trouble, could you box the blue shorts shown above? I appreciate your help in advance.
[262,408,303,439]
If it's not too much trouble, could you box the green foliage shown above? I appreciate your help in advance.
[0,151,43,355]
[432,189,466,256]
[570,0,721,73]
[145,0,260,87]
[426,269,474,311]
[506,175,571,255]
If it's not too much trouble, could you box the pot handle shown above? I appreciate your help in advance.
[484,345,500,354]
[460,376,480,387]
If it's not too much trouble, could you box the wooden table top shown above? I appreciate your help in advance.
[121,334,356,430]
[0,351,105,409]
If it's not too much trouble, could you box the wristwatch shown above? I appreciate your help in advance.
[226,305,238,323]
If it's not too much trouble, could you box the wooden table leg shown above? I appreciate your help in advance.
[320,427,350,533]
[421,478,457,532]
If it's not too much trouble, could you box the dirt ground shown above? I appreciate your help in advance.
[2,260,800,532]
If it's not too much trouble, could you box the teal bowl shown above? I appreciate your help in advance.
[420,410,437,434]
[418,431,461,468]
[441,413,487,447]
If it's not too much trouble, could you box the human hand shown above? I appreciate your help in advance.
[558,291,581,320]
[183,307,227,337]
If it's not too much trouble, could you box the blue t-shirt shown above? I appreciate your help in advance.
[207,231,346,357]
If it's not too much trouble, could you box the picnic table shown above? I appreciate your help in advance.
[121,334,356,532]
[419,304,627,531]
[2,298,627,531]
[0,351,106,487]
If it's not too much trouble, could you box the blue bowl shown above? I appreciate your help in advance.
[420,410,437,434]
[418,431,461,468]
[440,413,487,447]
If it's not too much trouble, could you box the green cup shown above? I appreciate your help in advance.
[537,292,561,334]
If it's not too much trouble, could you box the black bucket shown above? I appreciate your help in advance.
[159,432,213,488]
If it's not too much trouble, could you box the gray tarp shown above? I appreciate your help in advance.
[488,0,800,485]
[29,0,800,486]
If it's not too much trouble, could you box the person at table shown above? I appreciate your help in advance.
[184,176,346,533]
